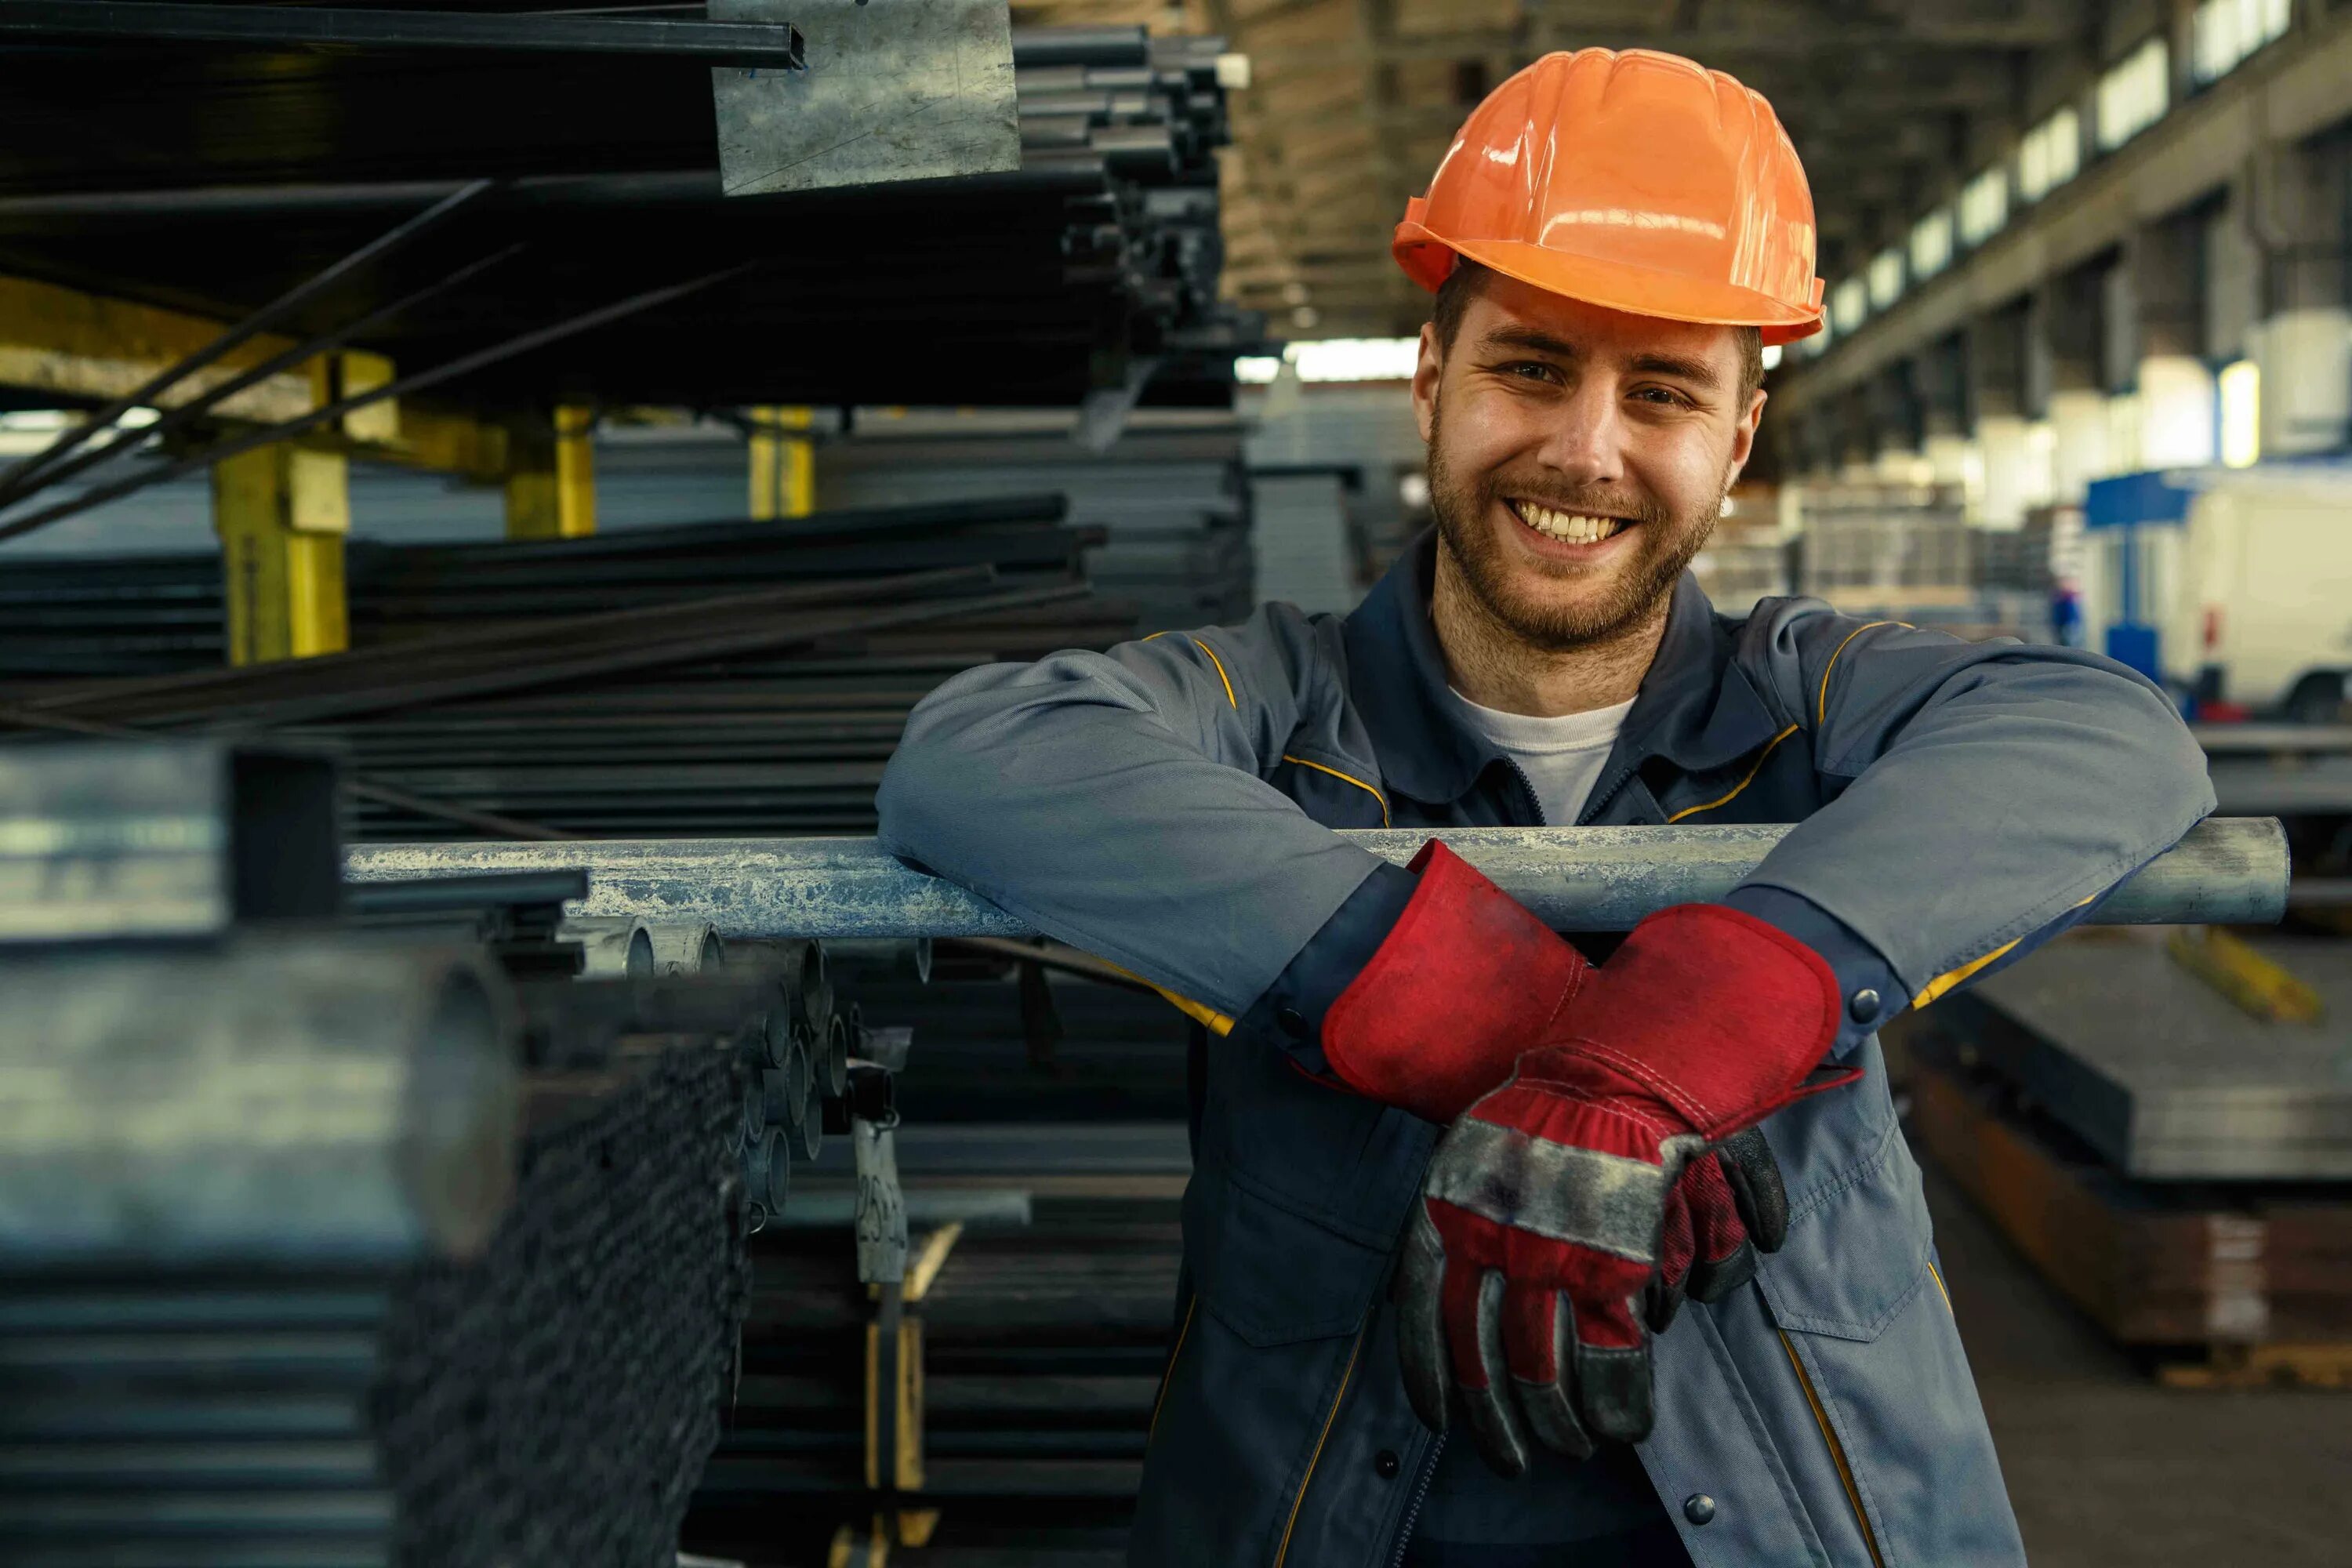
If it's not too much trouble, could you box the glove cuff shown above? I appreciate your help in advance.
[1541,902,1846,1137]
[1323,840,1590,1123]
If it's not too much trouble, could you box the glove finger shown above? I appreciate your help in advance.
[1460,1269,1530,1478]
[1715,1127,1790,1254]
[1685,1236,1759,1305]
[1567,1290,1655,1444]
[1395,1206,1451,1435]
[1510,1290,1595,1461]
[1658,1181,1696,1282]
[1642,1264,1687,1335]
[1680,1155,1757,1305]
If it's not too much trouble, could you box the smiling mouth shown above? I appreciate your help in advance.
[1505,498,1632,545]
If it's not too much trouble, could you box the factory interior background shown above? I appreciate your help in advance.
[1,2,2348,1566]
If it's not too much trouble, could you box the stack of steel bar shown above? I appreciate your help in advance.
[0,495,1098,682]
[820,418,1254,633]
[0,25,1257,430]
[1,497,1142,838]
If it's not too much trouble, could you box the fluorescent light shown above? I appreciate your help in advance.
[2218,358,2260,467]
[1909,208,1955,280]
[1867,247,1904,310]
[1233,356,1283,385]
[1959,165,2008,246]
[1830,277,1868,336]
[2096,36,2169,151]
[2018,106,2082,202]
[2192,0,2291,85]
[1288,337,1421,383]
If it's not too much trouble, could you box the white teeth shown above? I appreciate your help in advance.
[1515,501,1625,545]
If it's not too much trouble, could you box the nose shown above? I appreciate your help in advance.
[1532,376,1628,489]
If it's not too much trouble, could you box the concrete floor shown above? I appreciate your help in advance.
[1919,1154,2351,1566]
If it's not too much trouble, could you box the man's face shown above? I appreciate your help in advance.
[1412,270,1766,652]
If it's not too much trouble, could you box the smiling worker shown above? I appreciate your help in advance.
[877,48,2211,1568]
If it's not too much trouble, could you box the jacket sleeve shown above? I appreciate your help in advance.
[874,604,1399,1021]
[1734,606,2216,1011]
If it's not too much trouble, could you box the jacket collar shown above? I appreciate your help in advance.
[1341,532,1783,809]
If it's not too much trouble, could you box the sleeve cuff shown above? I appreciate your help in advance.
[1720,884,1904,1058]
[1234,860,1417,1070]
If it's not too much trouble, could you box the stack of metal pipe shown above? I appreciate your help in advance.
[0,739,859,1566]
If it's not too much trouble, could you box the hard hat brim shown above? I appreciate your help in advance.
[1395,225,1824,348]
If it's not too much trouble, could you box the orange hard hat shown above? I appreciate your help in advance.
[1394,48,1825,345]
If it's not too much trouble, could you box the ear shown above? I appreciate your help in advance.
[1725,387,1767,482]
[1412,322,1443,445]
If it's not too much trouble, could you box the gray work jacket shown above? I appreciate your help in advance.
[877,535,2214,1568]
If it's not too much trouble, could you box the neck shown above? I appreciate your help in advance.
[1430,540,1671,717]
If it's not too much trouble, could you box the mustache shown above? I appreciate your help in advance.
[1478,475,1670,527]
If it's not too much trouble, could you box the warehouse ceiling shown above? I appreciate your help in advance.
[1017,0,2095,337]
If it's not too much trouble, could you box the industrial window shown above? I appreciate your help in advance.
[1867,248,1904,310]
[1909,208,1955,281]
[1958,165,2008,246]
[2192,0,2292,85]
[2017,107,2082,202]
[2096,37,2170,151]
[1830,276,1868,336]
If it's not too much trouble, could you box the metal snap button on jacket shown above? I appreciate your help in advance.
[1373,1450,1400,1479]
[1847,987,1881,1023]
[1275,1006,1308,1038]
[1683,1494,1717,1526]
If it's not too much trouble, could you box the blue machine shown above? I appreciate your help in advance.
[2082,470,2196,681]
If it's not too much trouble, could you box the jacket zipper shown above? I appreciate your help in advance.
[1270,1321,1369,1568]
[1147,1294,1199,1449]
[1385,1431,1444,1568]
[1499,757,1548,826]
[1777,1329,1888,1568]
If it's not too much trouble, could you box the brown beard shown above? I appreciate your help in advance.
[1425,401,1719,652]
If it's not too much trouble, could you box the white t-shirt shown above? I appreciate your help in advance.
[1443,688,1635,826]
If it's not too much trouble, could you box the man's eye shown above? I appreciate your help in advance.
[1633,387,1691,407]
[1503,361,1556,382]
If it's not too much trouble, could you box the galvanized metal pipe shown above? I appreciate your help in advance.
[348,817,2288,938]
[0,938,518,1265]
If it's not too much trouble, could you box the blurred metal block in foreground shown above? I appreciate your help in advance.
[348,816,2292,938]
[0,740,339,943]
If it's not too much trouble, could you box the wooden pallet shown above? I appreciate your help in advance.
[1907,1038,2352,1374]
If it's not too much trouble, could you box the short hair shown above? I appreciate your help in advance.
[1431,260,1767,406]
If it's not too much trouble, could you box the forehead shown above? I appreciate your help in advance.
[1460,269,1740,372]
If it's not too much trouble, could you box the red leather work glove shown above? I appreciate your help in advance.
[1386,899,1849,1476]
[1322,843,1802,1333]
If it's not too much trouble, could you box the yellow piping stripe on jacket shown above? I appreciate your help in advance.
[1914,895,2095,1009]
[1817,621,1904,726]
[1281,753,1391,827]
[1667,724,1801,822]
[1928,1260,1953,1312]
[1148,1294,1200,1446]
[1272,1325,1367,1568]
[1779,1330,1888,1568]
[1911,936,2021,1009]
[1098,958,1236,1037]
[1143,630,1236,709]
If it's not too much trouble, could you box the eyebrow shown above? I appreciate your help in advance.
[1475,327,1725,392]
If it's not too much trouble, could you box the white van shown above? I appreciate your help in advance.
[2158,473,2352,720]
